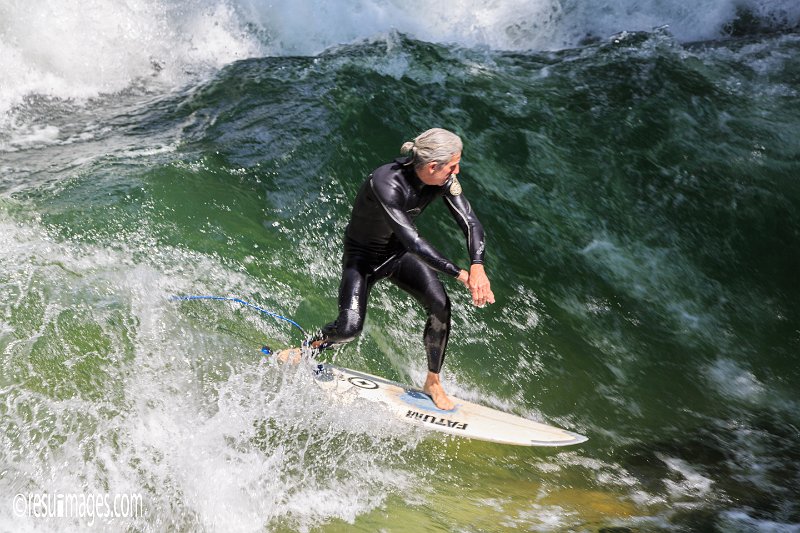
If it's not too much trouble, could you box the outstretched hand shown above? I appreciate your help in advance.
[457,265,495,307]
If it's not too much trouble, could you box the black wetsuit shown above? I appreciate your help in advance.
[319,157,485,373]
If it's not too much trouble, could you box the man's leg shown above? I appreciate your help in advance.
[314,255,374,350]
[389,254,454,410]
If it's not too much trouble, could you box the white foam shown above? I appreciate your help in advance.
[504,284,543,331]
[718,510,800,533]
[657,454,714,501]
[0,0,260,116]
[242,0,800,55]
[501,503,578,530]
[3,0,799,122]
[705,358,766,404]
[1,124,61,151]
[0,211,419,531]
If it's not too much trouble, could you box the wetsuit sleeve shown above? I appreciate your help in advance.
[370,178,462,277]
[443,186,486,265]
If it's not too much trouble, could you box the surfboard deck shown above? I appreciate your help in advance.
[271,347,587,447]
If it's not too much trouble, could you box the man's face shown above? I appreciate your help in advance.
[419,153,461,186]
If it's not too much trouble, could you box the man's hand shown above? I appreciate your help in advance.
[467,264,495,307]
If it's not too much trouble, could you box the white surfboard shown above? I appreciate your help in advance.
[272,348,587,447]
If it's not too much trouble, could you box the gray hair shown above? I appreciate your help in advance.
[400,128,463,169]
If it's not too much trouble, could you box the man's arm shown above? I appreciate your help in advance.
[442,183,485,265]
[443,182,494,306]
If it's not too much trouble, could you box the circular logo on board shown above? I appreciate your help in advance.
[348,376,379,390]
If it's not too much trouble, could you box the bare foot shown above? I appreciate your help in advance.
[310,339,325,350]
[275,348,303,364]
[423,371,455,411]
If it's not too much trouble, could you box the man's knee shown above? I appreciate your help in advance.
[321,309,364,344]
[428,292,450,324]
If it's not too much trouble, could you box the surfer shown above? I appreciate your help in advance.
[311,128,494,410]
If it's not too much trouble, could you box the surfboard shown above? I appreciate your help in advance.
[270,347,587,447]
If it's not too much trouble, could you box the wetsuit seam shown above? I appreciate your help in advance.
[444,195,472,261]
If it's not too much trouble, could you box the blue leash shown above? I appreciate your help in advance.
[170,295,307,337]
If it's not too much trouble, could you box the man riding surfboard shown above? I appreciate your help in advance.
[310,128,495,410]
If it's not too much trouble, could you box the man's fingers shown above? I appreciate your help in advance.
[466,274,493,307]
[472,291,494,307]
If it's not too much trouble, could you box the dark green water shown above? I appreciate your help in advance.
[2,29,799,531]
